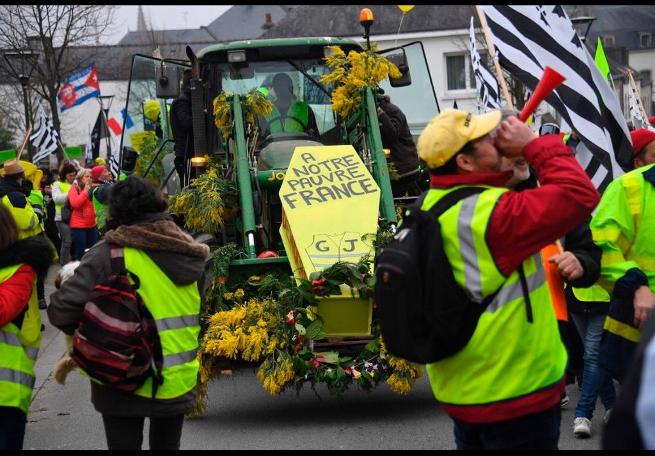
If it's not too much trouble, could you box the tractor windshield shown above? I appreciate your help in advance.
[216,58,336,136]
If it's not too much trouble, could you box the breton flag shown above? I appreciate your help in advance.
[29,105,60,163]
[628,83,648,129]
[58,63,101,112]
[480,5,633,194]
[469,17,502,112]
[108,140,120,178]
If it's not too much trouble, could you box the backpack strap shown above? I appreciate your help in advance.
[107,243,127,274]
[414,186,498,309]
[422,186,487,218]
[107,243,141,289]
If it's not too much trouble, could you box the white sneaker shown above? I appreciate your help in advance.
[573,417,592,438]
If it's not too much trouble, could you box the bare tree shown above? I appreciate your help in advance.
[0,5,116,159]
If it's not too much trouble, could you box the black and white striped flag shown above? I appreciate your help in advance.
[29,104,60,163]
[109,147,120,178]
[469,17,502,112]
[480,5,633,194]
[628,81,649,130]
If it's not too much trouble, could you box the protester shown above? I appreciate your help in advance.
[67,168,98,261]
[630,128,655,170]
[48,175,210,450]
[0,160,41,240]
[41,171,61,256]
[170,69,195,185]
[89,165,114,234]
[259,72,318,139]
[415,109,599,449]
[591,159,655,383]
[603,309,655,449]
[52,162,77,265]
[377,94,423,197]
[0,204,54,450]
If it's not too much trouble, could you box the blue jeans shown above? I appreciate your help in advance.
[571,312,616,419]
[453,404,561,450]
[71,227,99,261]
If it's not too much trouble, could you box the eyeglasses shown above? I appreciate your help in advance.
[539,123,560,136]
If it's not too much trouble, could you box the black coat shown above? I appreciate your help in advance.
[516,169,604,314]
[170,90,194,158]
[377,98,419,176]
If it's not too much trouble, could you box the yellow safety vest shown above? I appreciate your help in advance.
[0,264,40,414]
[591,164,655,293]
[1,194,41,239]
[54,181,71,217]
[125,248,201,399]
[423,186,567,406]
[264,102,310,134]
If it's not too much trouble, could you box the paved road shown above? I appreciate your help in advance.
[25,265,606,450]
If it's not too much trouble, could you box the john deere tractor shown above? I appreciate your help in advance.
[117,12,440,351]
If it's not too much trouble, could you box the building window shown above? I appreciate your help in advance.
[640,70,652,83]
[604,35,615,46]
[640,32,652,48]
[447,54,466,90]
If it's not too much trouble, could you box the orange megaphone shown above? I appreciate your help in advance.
[518,66,566,122]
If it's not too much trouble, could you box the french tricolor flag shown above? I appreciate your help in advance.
[58,63,101,112]
[106,108,134,136]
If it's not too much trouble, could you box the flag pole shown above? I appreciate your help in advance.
[475,5,514,110]
[16,126,33,161]
[627,69,651,127]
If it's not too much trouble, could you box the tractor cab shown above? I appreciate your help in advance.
[118,36,440,288]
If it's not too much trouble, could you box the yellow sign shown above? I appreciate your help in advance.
[398,5,415,14]
[279,145,380,281]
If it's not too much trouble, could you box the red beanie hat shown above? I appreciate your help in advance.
[91,165,107,181]
[630,128,655,157]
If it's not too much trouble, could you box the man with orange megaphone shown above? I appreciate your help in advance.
[414,105,599,449]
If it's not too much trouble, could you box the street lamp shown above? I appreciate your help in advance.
[570,16,597,44]
[3,50,39,160]
[96,95,114,164]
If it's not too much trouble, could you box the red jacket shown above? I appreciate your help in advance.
[429,134,599,422]
[430,134,599,276]
[67,184,96,229]
[0,264,36,327]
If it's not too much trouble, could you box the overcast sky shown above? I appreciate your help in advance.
[103,5,233,44]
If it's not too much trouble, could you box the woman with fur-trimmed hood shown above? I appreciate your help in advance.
[48,176,210,450]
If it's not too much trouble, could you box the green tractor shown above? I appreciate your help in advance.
[119,35,438,268]
[117,21,440,398]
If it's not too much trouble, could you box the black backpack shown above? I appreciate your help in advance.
[375,187,498,364]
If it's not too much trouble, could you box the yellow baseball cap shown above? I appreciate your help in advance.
[417,109,502,168]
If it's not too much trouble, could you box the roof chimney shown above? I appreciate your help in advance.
[262,12,274,29]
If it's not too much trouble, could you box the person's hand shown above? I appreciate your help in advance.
[494,116,538,159]
[549,251,584,281]
[633,286,655,329]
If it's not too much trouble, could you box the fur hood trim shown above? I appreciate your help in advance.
[104,219,210,259]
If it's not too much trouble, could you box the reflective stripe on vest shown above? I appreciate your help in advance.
[0,264,40,414]
[123,248,201,399]
[422,186,566,406]
[264,102,309,133]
